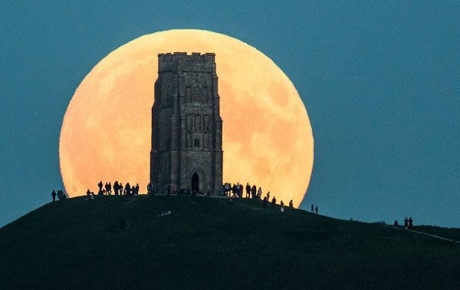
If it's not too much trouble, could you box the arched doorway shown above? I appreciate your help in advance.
[191,173,199,194]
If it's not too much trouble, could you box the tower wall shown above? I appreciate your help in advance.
[151,52,223,195]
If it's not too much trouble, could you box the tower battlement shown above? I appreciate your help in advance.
[158,52,216,72]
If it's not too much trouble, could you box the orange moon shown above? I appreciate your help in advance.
[59,29,314,207]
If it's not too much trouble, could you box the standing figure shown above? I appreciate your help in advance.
[246,183,251,198]
[311,204,314,213]
[114,181,120,195]
[104,182,110,195]
[257,187,262,199]
[231,184,236,197]
[125,182,131,195]
[408,217,413,229]
[404,217,409,230]
[57,189,66,200]
[315,205,318,214]
[51,190,56,202]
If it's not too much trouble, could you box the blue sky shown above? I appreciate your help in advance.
[1,1,459,227]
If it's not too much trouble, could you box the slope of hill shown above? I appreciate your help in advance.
[1,195,459,289]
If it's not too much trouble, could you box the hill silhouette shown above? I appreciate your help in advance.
[1,195,459,289]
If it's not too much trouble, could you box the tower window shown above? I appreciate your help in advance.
[194,139,200,147]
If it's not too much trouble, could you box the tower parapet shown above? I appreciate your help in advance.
[158,52,216,73]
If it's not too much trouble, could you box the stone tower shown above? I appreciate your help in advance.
[150,52,223,195]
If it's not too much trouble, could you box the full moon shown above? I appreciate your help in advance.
[59,29,314,207]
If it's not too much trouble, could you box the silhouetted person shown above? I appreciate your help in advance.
[289,200,293,208]
[271,197,277,209]
[251,185,257,199]
[394,220,399,227]
[98,181,103,192]
[404,217,409,230]
[167,185,171,196]
[86,189,91,197]
[246,183,251,198]
[408,217,413,229]
[315,205,318,214]
[224,183,231,195]
[280,200,284,207]
[311,204,314,213]
[263,196,268,208]
[105,182,112,195]
[113,181,119,195]
[51,190,56,202]
[57,189,66,200]
[125,182,131,195]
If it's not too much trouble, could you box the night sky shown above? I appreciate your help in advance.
[1,1,459,228]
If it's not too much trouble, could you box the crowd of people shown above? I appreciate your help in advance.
[85,181,141,197]
[311,204,319,214]
[224,181,294,211]
[51,189,67,201]
[223,182,268,200]
[50,182,417,231]
[51,180,298,211]
[393,217,414,229]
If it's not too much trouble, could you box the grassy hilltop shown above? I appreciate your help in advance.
[1,195,459,289]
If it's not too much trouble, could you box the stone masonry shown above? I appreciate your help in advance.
[150,52,223,195]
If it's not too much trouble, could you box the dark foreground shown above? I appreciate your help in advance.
[1,195,459,289]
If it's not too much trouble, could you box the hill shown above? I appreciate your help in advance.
[1,195,459,289]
